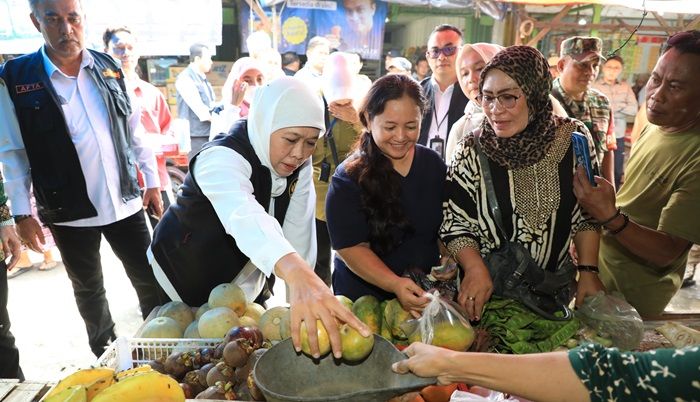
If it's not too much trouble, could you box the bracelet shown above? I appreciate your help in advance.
[608,213,629,235]
[598,208,621,226]
[577,265,600,273]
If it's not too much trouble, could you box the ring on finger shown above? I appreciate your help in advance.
[467,296,476,301]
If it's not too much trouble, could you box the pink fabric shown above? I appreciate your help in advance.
[132,78,173,190]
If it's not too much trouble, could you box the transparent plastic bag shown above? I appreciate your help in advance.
[576,292,644,350]
[450,388,522,401]
[403,291,475,351]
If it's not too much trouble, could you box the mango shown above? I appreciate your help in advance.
[340,324,374,362]
[300,319,331,358]
[352,295,382,334]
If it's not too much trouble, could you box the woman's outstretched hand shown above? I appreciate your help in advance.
[275,252,370,359]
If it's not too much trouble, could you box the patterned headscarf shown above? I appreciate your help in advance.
[478,46,555,169]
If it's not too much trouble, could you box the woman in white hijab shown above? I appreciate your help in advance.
[151,77,368,357]
[210,57,265,138]
[445,43,504,162]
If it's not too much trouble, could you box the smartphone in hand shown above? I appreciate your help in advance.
[572,132,596,185]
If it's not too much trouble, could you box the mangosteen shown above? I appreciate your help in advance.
[213,342,226,359]
[223,339,251,368]
[196,381,236,400]
[148,357,167,374]
[224,326,264,350]
[165,352,192,380]
[180,383,195,399]
[183,370,206,395]
[195,384,225,400]
[197,362,215,387]
[206,361,236,387]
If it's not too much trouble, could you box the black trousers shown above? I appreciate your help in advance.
[314,219,332,287]
[0,261,24,380]
[49,211,168,358]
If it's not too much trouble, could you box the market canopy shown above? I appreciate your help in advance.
[387,0,700,14]
[497,0,700,14]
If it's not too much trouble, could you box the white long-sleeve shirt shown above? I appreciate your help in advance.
[192,145,317,300]
[175,65,214,123]
[0,47,159,226]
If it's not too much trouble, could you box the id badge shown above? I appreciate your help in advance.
[429,136,445,159]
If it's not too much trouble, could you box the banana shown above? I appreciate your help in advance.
[43,385,87,402]
[45,368,115,399]
[91,371,185,402]
[114,364,153,380]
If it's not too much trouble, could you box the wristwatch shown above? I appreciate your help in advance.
[13,214,32,223]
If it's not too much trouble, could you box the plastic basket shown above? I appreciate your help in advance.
[96,336,221,371]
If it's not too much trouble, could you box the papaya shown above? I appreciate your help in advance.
[352,295,382,334]
[379,300,392,341]
[335,295,354,310]
[384,299,411,340]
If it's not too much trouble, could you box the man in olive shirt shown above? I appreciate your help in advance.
[573,30,700,317]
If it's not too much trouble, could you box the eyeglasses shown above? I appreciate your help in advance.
[476,93,522,110]
[426,46,458,59]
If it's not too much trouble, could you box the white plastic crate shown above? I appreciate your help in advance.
[96,336,221,371]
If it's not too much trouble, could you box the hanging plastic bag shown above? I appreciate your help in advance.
[575,292,644,351]
[403,291,475,351]
[450,388,523,401]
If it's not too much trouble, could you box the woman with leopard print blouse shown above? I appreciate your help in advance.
[441,46,606,321]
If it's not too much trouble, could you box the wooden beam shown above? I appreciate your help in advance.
[532,21,681,33]
[615,18,635,34]
[652,11,674,36]
[244,0,271,31]
[526,5,573,47]
[684,14,700,31]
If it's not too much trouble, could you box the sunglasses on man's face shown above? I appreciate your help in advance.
[426,46,458,59]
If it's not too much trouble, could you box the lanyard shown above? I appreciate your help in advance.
[432,102,449,133]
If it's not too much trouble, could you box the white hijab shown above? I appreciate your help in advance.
[247,77,326,197]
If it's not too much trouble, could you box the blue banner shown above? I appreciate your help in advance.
[241,0,387,60]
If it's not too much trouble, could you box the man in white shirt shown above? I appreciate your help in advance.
[0,0,167,358]
[418,25,469,160]
[175,43,215,160]
[295,36,331,96]
[0,78,24,380]
[104,26,175,227]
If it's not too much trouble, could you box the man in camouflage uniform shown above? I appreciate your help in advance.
[552,36,616,186]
